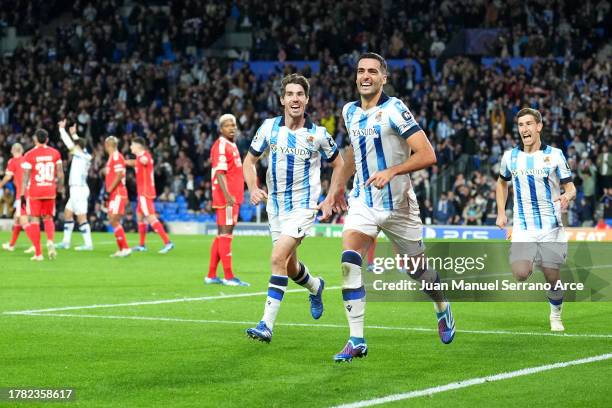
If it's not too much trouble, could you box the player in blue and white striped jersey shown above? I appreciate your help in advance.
[243,74,345,343]
[496,108,576,332]
[55,119,93,251]
[328,53,455,362]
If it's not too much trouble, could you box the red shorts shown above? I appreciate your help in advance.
[108,194,127,216]
[216,204,240,226]
[27,198,56,217]
[14,198,27,217]
[137,196,157,217]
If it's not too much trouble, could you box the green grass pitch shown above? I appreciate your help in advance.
[1,232,611,407]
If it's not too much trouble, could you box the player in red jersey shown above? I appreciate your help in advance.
[104,136,131,257]
[0,143,26,251]
[206,114,249,286]
[20,129,64,261]
[126,137,174,254]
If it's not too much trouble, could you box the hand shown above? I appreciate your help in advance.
[366,169,395,189]
[317,189,348,221]
[249,188,268,205]
[554,194,570,211]
[58,119,67,129]
[496,213,507,229]
[69,124,77,136]
[225,195,236,207]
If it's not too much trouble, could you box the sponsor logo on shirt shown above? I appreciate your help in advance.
[269,144,312,158]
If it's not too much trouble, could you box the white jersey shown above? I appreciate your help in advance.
[499,144,572,231]
[68,149,92,187]
[343,93,422,210]
[249,115,338,216]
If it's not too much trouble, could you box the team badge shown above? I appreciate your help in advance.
[543,156,551,164]
[375,111,382,122]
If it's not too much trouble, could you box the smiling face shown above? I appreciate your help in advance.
[281,83,308,120]
[517,113,543,148]
[356,58,387,98]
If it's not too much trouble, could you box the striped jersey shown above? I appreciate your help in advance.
[343,92,422,210]
[249,115,339,216]
[499,144,572,231]
[68,149,92,187]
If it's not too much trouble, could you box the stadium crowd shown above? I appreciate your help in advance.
[0,0,610,229]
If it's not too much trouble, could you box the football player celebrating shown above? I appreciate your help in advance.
[328,53,454,362]
[497,108,576,331]
[243,74,344,343]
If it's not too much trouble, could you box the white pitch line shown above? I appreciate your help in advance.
[332,352,612,408]
[3,287,342,315]
[10,312,612,339]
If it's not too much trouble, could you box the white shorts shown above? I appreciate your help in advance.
[343,198,424,256]
[268,208,317,243]
[65,186,90,215]
[510,227,568,268]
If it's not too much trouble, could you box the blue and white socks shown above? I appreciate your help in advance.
[262,275,288,330]
[341,250,366,339]
[291,262,320,295]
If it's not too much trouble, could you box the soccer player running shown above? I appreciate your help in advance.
[104,136,131,257]
[243,73,345,343]
[496,108,576,332]
[21,129,64,261]
[0,143,26,251]
[206,113,250,287]
[329,53,455,362]
[55,119,93,251]
[126,137,174,254]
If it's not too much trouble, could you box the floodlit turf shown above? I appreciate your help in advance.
[1,232,611,407]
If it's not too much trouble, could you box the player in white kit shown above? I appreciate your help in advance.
[328,53,455,362]
[55,119,93,250]
[496,108,576,331]
[243,74,345,343]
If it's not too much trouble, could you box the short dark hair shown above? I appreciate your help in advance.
[516,108,542,124]
[280,73,310,98]
[357,52,388,73]
[132,136,147,147]
[34,129,48,144]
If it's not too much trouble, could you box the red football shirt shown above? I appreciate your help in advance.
[105,151,128,196]
[22,145,62,199]
[211,136,244,207]
[135,150,156,198]
[6,156,26,198]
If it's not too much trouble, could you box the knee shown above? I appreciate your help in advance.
[512,268,532,282]
[270,251,287,270]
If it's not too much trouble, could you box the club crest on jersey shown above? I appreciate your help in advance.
[543,156,551,164]
[306,135,316,147]
[375,111,382,122]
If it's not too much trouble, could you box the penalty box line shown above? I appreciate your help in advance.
[332,352,612,408]
[9,312,612,339]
